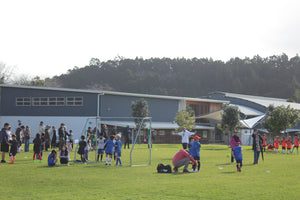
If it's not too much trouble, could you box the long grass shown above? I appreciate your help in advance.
[0,144,299,200]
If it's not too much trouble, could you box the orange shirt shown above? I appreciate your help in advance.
[287,139,292,149]
[274,139,280,149]
[281,139,287,148]
[262,136,267,146]
[295,137,299,147]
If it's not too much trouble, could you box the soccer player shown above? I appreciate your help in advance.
[274,136,280,153]
[281,136,287,154]
[292,135,299,155]
[262,134,267,152]
[104,135,115,165]
[191,135,201,172]
[232,142,243,172]
[286,136,293,154]
[97,134,106,162]
[8,134,18,164]
[115,134,122,166]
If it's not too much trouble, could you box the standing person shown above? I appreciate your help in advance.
[51,126,57,149]
[292,135,299,154]
[40,133,46,158]
[191,135,201,172]
[97,134,106,162]
[115,134,122,166]
[281,136,287,154]
[48,149,58,167]
[84,133,91,161]
[252,129,263,165]
[33,133,42,163]
[58,123,66,150]
[59,145,69,166]
[104,135,115,165]
[8,134,18,164]
[262,134,267,152]
[44,127,51,151]
[15,123,24,149]
[176,127,196,149]
[23,126,31,152]
[38,121,45,135]
[101,124,109,139]
[232,142,243,172]
[1,123,10,163]
[287,136,293,154]
[77,135,87,163]
[230,131,241,163]
[172,149,197,173]
[123,125,131,149]
[274,136,280,153]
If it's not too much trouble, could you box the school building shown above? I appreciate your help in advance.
[0,84,227,144]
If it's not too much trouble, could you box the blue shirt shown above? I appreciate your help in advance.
[105,140,115,154]
[191,141,201,157]
[115,140,122,153]
[233,146,243,160]
[48,153,56,166]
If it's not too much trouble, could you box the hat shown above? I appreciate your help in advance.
[183,127,186,130]
[194,135,201,140]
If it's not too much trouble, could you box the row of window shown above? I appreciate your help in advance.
[189,104,210,116]
[16,97,83,106]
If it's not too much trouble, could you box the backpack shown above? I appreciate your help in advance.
[157,163,172,173]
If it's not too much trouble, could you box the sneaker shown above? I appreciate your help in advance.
[32,160,35,163]
[8,161,14,164]
[239,168,242,172]
[119,165,122,167]
[173,167,178,172]
[183,169,190,173]
[1,160,6,163]
[109,163,111,165]
[66,164,70,166]
[105,163,108,165]
[39,160,43,163]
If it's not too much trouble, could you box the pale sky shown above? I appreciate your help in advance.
[1,0,300,78]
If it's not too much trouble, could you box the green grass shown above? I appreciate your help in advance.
[1,144,300,200]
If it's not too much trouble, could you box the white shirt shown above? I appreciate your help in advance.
[177,130,194,143]
[97,137,105,149]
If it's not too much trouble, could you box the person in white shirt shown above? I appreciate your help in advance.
[176,127,196,149]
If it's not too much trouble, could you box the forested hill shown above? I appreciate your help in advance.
[46,54,300,101]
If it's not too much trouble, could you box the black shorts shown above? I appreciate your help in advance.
[182,143,188,149]
[115,152,121,157]
[282,147,286,150]
[1,142,9,152]
[193,156,200,161]
[60,158,69,164]
[9,152,16,157]
[236,160,242,164]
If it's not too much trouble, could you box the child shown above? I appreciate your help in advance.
[115,134,122,166]
[281,136,287,154]
[232,142,243,172]
[274,136,280,153]
[77,135,87,163]
[97,134,105,162]
[8,134,18,164]
[84,133,91,161]
[292,135,299,154]
[48,149,58,167]
[287,136,293,154]
[262,134,267,152]
[191,135,201,172]
[68,139,73,151]
[40,133,46,159]
[33,133,42,163]
[59,145,69,166]
[188,137,194,155]
[104,135,115,165]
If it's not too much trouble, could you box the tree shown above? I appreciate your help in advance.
[174,110,195,132]
[0,61,14,83]
[262,105,300,139]
[220,104,240,144]
[131,98,149,129]
[13,75,46,87]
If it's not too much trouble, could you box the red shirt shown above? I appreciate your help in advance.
[295,137,299,146]
[281,139,287,147]
[287,139,292,149]
[172,149,196,165]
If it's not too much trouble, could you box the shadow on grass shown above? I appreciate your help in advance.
[221,171,236,174]
[215,163,233,166]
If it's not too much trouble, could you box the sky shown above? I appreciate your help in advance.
[1,0,300,78]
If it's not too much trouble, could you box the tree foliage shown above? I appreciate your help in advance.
[46,54,300,100]
[174,110,196,132]
[262,105,300,138]
[131,98,149,129]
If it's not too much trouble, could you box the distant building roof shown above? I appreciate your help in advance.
[231,104,264,117]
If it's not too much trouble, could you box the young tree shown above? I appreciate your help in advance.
[0,61,14,83]
[174,109,195,132]
[262,105,300,139]
[220,104,240,144]
[131,98,149,129]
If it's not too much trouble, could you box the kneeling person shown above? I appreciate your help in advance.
[59,145,69,166]
[172,149,197,173]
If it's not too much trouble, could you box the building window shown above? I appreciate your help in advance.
[49,97,65,106]
[32,97,49,106]
[158,130,165,135]
[202,131,208,138]
[16,97,31,106]
[66,96,83,106]
[188,104,210,116]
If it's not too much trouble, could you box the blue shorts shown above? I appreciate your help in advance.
[98,149,104,154]
[115,152,121,157]
[84,150,89,156]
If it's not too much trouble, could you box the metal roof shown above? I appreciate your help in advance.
[0,84,227,104]
[231,104,264,116]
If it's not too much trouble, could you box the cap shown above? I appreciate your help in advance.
[194,135,201,140]
[183,127,186,130]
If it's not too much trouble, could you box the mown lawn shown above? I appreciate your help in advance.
[0,144,299,200]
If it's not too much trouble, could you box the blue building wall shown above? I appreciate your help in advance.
[0,86,179,122]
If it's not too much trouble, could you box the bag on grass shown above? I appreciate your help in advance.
[157,163,172,173]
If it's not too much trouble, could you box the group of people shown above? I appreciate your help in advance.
[268,135,299,154]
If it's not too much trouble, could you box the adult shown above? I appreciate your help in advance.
[23,126,31,152]
[101,124,108,139]
[177,127,196,149]
[38,121,45,134]
[123,125,131,149]
[1,123,10,163]
[51,126,57,149]
[44,127,51,151]
[172,149,197,173]
[230,131,241,163]
[252,129,263,164]
[58,123,66,150]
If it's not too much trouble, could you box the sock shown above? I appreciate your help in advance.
[105,157,108,163]
[33,153,36,160]
[97,155,99,161]
[38,154,42,160]
[109,158,112,164]
[116,158,119,165]
[13,156,15,162]
[101,155,103,161]
[197,161,200,171]
[10,156,13,162]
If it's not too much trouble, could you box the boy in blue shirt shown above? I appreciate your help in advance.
[104,135,115,165]
[232,142,243,172]
[115,134,122,166]
[48,149,57,167]
[191,135,201,172]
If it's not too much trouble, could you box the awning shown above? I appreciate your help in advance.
[240,115,265,128]
[99,121,215,130]
[196,109,223,122]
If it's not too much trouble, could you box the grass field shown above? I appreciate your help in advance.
[0,144,299,200]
